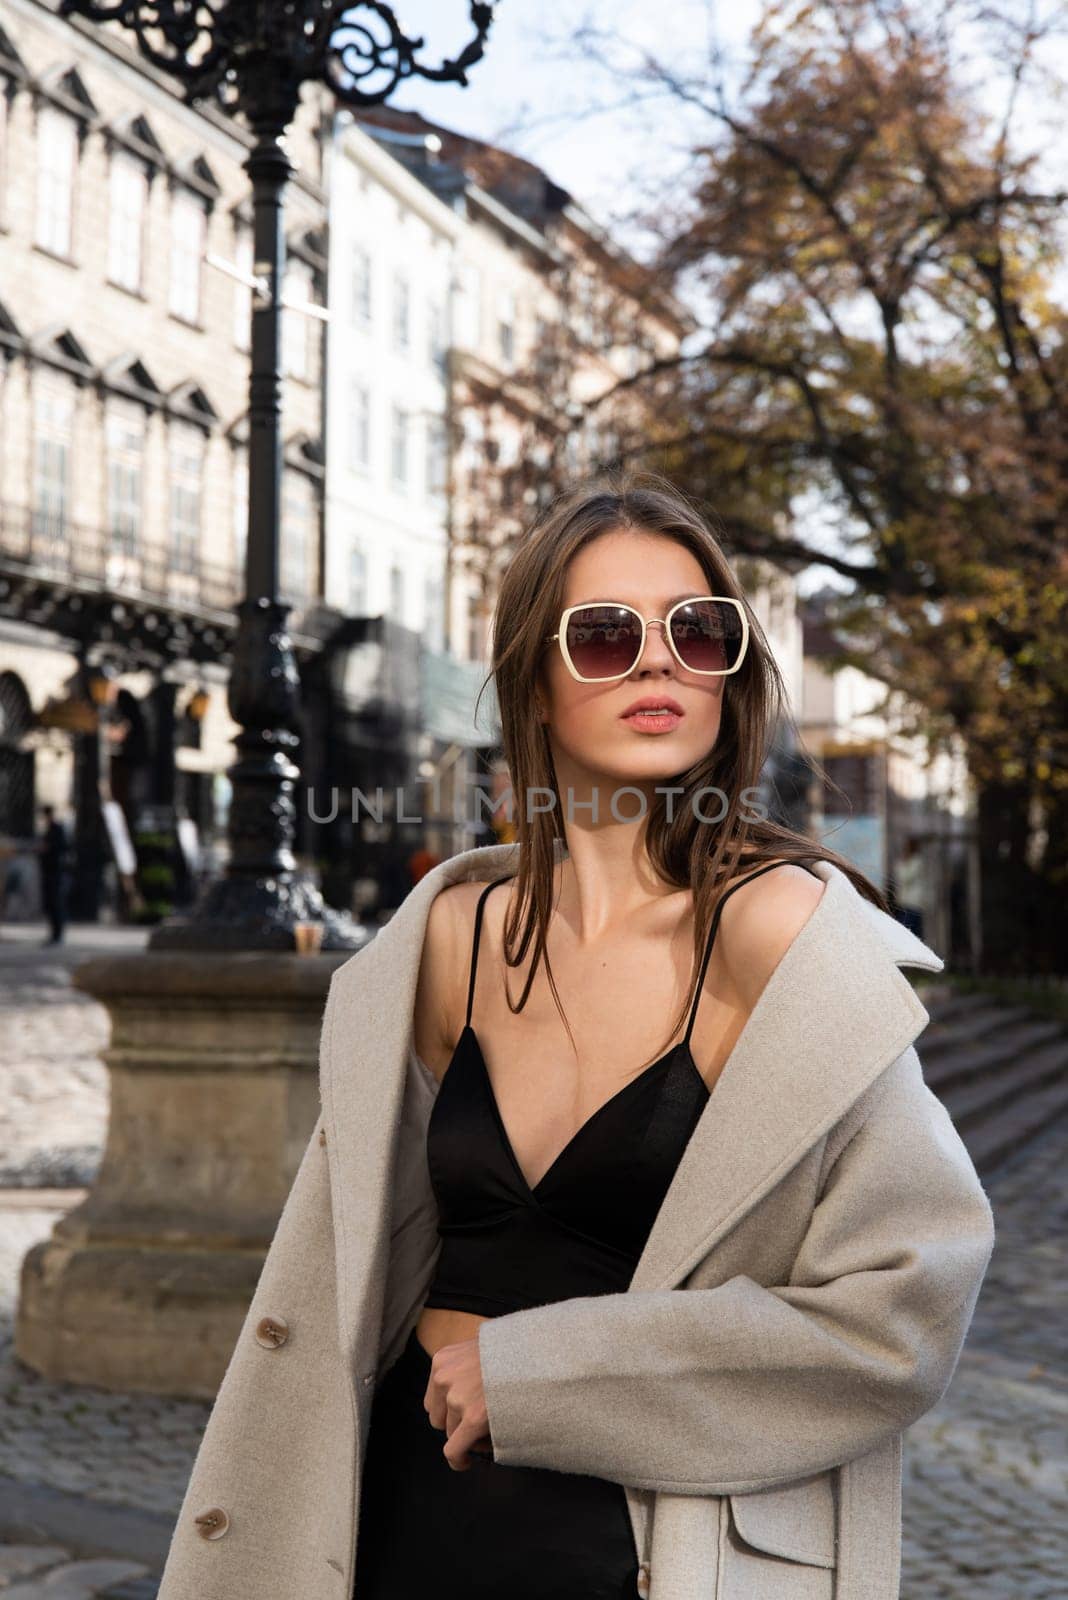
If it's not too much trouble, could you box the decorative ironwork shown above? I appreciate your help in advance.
[55,0,497,948]
[57,1,497,123]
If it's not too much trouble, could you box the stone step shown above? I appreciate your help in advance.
[918,986,1007,1025]
[1,1557,150,1600]
[922,1018,1066,1095]
[963,1069,1068,1175]
[96,1577,160,1600]
[907,985,1068,1176]
[941,1038,1068,1133]
[919,1002,1040,1057]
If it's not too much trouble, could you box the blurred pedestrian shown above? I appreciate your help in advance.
[37,804,72,946]
[893,836,926,940]
[0,832,17,927]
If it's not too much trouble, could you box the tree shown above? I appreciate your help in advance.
[498,0,1068,971]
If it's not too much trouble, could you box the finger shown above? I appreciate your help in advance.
[424,1378,446,1431]
[446,1419,494,1471]
[443,1418,482,1472]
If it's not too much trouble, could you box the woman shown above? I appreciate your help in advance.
[156,476,995,1600]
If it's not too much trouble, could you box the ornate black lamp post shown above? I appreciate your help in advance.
[13,4,499,1400]
[57,0,497,949]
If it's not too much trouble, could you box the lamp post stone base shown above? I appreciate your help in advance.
[14,948,352,1398]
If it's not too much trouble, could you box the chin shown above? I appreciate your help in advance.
[583,750,697,790]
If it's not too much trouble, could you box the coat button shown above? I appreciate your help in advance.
[636,1560,651,1597]
[361,1369,375,1386]
[319,1126,327,1147]
[194,1506,230,1540]
[255,1314,290,1348]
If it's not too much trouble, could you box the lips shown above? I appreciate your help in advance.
[620,696,685,719]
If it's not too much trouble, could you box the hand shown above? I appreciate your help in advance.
[423,1335,494,1471]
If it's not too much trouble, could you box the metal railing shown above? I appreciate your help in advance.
[0,500,243,615]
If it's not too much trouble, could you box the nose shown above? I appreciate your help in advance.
[632,619,676,677]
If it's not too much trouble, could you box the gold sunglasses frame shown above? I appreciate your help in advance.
[544,595,750,683]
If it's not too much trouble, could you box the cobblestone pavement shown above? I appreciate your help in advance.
[901,1112,1068,1599]
[0,950,1065,1596]
[0,924,147,1188]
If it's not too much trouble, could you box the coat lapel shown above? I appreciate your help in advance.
[321,844,943,1356]
[630,858,941,1291]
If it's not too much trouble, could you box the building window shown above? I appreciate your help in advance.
[233,224,253,350]
[393,272,410,351]
[423,572,444,652]
[31,373,74,546]
[106,400,144,555]
[282,470,315,601]
[456,261,481,350]
[391,403,409,489]
[427,297,447,374]
[35,106,77,258]
[349,380,370,471]
[283,260,313,380]
[461,410,485,479]
[389,562,405,621]
[348,544,368,614]
[574,270,597,345]
[108,151,147,292]
[351,245,372,325]
[533,313,555,376]
[169,187,206,323]
[425,414,447,504]
[466,592,482,660]
[497,287,516,365]
[169,420,204,573]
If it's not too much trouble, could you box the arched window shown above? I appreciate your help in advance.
[0,671,35,837]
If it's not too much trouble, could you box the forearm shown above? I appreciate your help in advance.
[478,1259,984,1493]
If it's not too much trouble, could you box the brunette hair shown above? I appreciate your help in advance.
[478,469,890,1066]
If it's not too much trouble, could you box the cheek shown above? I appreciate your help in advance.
[546,682,606,743]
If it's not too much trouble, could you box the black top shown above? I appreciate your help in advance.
[421,860,803,1318]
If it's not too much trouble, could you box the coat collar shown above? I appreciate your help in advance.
[322,844,942,1350]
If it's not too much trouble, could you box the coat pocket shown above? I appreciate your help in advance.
[721,1471,836,1600]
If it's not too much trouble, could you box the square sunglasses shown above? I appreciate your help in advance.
[544,596,749,683]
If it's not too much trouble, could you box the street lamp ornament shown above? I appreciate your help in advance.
[55,0,499,949]
[57,1,497,119]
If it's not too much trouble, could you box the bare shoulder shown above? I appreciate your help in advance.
[412,882,478,1077]
[716,859,826,1014]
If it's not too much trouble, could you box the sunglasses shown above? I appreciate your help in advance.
[544,596,749,683]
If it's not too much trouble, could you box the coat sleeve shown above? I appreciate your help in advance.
[476,1046,996,1495]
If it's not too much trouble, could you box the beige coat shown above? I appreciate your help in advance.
[156,842,996,1600]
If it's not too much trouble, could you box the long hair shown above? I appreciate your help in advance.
[477,469,890,1068]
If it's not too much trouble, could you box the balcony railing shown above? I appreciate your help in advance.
[1,500,242,615]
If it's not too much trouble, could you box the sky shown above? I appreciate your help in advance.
[376,1,1068,593]
[368,0,762,251]
[373,1,1068,251]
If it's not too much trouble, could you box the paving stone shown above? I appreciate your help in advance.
[0,1558,149,1599]
[95,1580,159,1600]
[901,1114,1068,1597]
[0,1546,70,1581]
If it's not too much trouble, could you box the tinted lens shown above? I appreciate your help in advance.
[565,605,643,679]
[670,600,744,672]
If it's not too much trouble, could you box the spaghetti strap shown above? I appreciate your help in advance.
[465,876,512,1029]
[682,859,821,1046]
